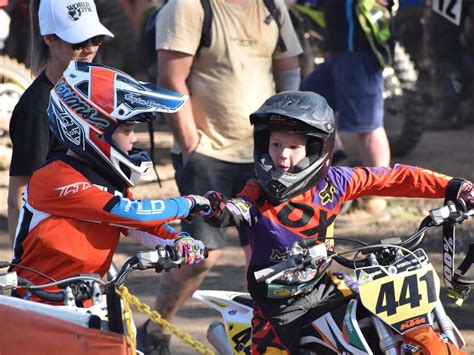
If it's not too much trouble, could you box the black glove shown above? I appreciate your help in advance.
[458,181,473,213]
[203,191,228,218]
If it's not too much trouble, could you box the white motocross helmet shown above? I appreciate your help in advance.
[48,61,187,187]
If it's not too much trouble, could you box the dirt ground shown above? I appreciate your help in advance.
[0,125,473,354]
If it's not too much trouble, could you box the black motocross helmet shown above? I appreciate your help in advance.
[250,91,335,205]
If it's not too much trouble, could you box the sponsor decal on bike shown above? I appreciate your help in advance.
[443,234,455,289]
[401,343,421,353]
[400,316,427,331]
[208,299,228,309]
[272,288,291,297]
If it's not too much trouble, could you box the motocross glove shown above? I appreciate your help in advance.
[458,180,473,212]
[173,232,206,265]
[203,191,228,218]
[185,195,211,216]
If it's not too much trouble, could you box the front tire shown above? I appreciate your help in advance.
[383,43,425,157]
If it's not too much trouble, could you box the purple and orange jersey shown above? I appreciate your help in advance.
[218,164,451,268]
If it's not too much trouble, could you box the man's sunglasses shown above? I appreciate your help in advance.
[55,35,105,50]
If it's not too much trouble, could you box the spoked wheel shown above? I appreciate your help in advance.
[383,43,425,157]
[0,55,33,134]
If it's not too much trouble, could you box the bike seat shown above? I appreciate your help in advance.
[233,294,253,308]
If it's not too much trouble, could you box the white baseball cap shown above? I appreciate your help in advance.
[39,0,114,44]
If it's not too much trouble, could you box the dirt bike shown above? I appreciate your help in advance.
[286,1,425,158]
[0,1,33,135]
[193,202,473,354]
[0,245,194,354]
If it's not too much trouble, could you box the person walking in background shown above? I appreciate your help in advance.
[7,0,113,246]
[301,0,392,225]
[136,0,303,353]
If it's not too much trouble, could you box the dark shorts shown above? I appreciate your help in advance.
[302,52,384,133]
[172,152,254,249]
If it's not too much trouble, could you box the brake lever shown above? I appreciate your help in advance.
[430,201,468,226]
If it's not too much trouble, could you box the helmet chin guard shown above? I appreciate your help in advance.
[48,61,188,186]
[250,91,335,204]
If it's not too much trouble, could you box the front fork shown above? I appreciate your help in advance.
[372,316,402,355]
[371,302,465,354]
[433,303,465,349]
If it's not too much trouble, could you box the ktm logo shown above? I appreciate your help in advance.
[400,317,426,330]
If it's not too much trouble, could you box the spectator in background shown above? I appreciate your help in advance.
[136,1,303,354]
[301,0,392,225]
[7,0,113,246]
[427,2,474,130]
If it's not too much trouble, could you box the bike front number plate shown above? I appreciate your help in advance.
[356,251,440,334]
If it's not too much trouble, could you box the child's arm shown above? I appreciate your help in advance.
[335,164,463,201]
[203,191,258,228]
[27,160,209,235]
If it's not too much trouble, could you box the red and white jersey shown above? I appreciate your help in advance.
[12,156,191,296]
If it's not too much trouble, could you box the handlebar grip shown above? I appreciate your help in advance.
[333,255,371,269]
[164,245,179,261]
[298,237,319,249]
[18,277,66,302]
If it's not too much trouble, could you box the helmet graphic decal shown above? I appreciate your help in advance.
[49,99,85,149]
[55,79,112,130]
[89,66,116,114]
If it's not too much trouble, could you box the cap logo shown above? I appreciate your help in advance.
[67,2,93,21]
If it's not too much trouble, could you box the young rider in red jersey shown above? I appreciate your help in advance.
[11,61,210,301]
[202,91,474,354]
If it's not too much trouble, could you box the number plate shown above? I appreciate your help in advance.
[356,251,440,334]
[226,322,251,354]
[432,0,463,25]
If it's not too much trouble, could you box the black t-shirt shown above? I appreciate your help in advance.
[323,0,371,53]
[9,72,67,176]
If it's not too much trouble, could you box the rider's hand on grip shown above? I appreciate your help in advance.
[458,181,473,213]
[173,232,207,265]
[185,195,211,216]
[203,191,228,218]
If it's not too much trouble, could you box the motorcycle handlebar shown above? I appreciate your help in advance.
[13,244,210,304]
[256,202,471,283]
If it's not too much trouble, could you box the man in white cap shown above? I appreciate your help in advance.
[7,0,113,246]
